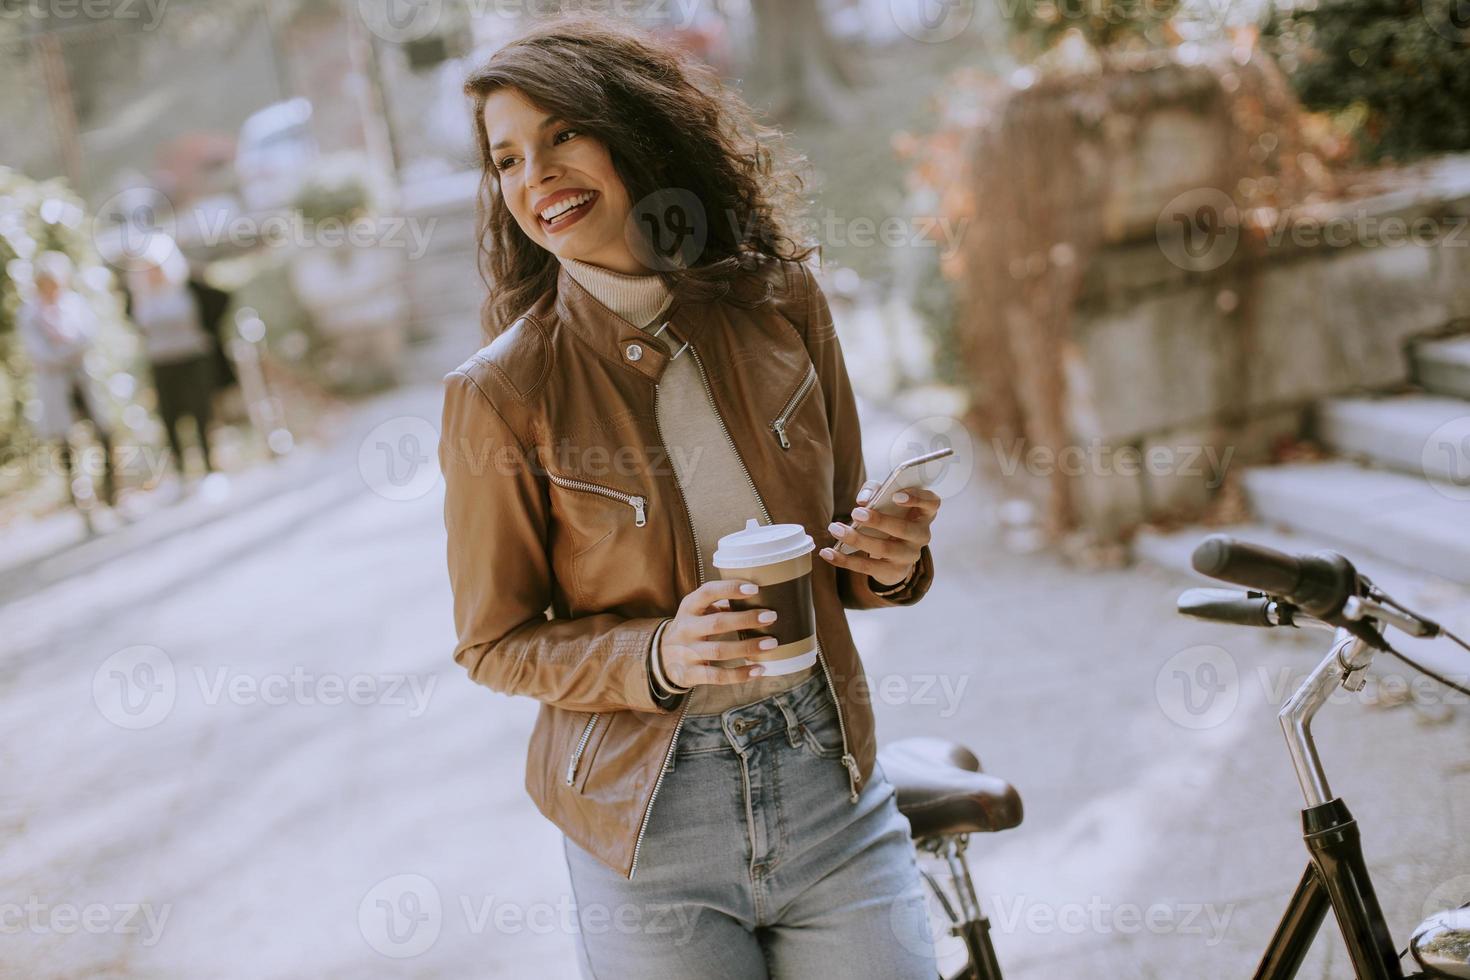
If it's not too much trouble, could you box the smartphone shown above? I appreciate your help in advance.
[834,446,954,556]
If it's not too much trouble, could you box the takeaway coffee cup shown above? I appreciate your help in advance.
[710,518,818,676]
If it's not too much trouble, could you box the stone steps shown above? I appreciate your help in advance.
[1414,334,1470,400]
[1315,394,1470,482]
[1238,461,1470,585]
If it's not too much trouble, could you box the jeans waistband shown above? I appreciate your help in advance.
[674,672,837,757]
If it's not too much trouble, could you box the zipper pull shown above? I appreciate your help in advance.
[773,421,791,450]
[841,753,861,803]
[631,496,647,526]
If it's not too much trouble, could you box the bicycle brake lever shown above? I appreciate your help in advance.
[1343,595,1439,639]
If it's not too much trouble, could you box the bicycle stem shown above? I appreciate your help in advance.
[1279,629,1377,808]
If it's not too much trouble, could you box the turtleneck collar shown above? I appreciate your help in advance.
[558,256,673,331]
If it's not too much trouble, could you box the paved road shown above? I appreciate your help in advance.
[2,383,1467,978]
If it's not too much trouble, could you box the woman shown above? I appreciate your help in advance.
[122,235,220,487]
[16,250,121,520]
[441,17,944,978]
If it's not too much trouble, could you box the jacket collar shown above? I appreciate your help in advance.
[552,260,714,383]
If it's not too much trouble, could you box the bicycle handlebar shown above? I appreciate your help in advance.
[1177,588,1283,628]
[1190,534,1359,620]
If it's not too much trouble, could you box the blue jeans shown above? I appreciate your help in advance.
[562,672,939,979]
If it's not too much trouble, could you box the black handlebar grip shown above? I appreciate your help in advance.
[1190,534,1358,618]
[1191,535,1303,596]
[1177,588,1276,627]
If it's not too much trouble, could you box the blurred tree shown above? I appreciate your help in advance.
[1265,0,1470,162]
[746,0,861,122]
[1007,0,1180,62]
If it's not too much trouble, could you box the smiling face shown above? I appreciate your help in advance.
[483,88,646,275]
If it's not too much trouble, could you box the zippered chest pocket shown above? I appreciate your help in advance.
[769,362,820,451]
[546,471,647,526]
[545,469,651,610]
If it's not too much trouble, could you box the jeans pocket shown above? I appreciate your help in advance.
[799,707,844,759]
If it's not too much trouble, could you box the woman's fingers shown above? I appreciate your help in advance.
[818,543,914,581]
[889,487,941,513]
[827,523,905,559]
[845,504,932,544]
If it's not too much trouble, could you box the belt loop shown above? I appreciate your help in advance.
[775,698,802,748]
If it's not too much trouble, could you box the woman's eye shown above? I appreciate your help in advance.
[554,128,578,144]
[495,156,517,171]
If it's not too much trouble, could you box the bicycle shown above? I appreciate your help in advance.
[877,533,1470,979]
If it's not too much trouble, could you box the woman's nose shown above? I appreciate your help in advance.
[525,151,562,189]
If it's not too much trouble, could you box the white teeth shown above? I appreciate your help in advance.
[539,192,593,223]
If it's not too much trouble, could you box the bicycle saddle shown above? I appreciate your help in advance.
[879,736,1023,838]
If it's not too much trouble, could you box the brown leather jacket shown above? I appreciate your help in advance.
[438,253,935,880]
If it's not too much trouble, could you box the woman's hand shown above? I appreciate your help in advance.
[818,484,941,587]
[659,580,782,688]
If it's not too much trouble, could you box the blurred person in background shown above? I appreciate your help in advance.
[444,17,942,978]
[121,235,227,495]
[16,250,122,526]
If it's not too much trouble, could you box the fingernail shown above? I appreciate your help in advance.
[758,610,777,623]
[759,637,778,649]
[852,507,869,520]
[828,522,844,535]
[894,492,908,502]
[740,582,758,594]
[820,548,834,559]
[750,666,765,676]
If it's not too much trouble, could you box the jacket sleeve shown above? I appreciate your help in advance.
[788,258,935,610]
[439,367,679,714]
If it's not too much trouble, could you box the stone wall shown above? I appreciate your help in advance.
[1063,155,1470,538]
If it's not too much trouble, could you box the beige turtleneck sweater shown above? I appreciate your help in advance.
[558,256,818,716]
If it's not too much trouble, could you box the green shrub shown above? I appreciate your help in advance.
[291,152,381,226]
[1265,0,1470,162]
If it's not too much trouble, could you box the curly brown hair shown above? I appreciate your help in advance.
[462,15,817,336]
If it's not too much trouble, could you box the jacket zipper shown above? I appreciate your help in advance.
[770,362,818,450]
[688,343,859,803]
[545,471,646,526]
[565,713,601,785]
[629,365,699,880]
[629,335,860,880]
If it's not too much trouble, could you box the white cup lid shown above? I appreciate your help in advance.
[712,518,814,569]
